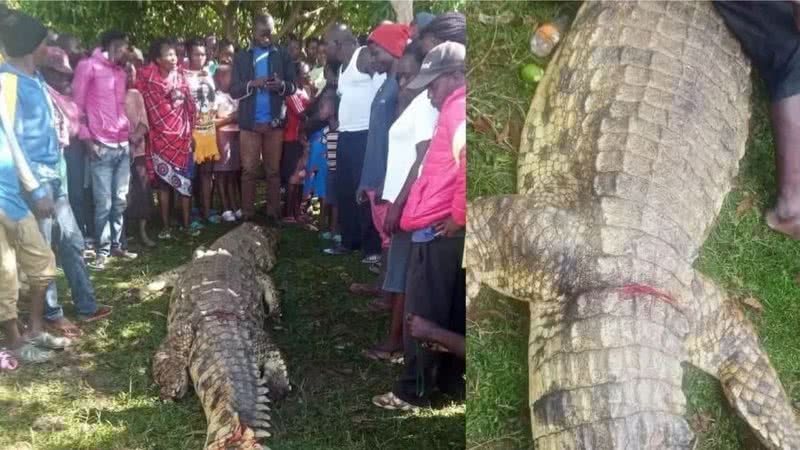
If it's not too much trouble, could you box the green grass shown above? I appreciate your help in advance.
[0,223,464,450]
[466,3,800,450]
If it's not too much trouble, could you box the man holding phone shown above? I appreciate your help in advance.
[231,14,297,223]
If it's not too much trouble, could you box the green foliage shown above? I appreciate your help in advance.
[15,0,464,51]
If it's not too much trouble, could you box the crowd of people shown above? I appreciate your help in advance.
[0,7,466,411]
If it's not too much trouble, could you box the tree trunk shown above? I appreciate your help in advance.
[391,0,413,24]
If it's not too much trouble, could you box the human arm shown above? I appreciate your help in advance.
[384,139,430,234]
[0,95,52,216]
[72,61,101,158]
[230,51,251,99]
[407,314,465,360]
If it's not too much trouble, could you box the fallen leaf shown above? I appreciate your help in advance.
[735,193,755,217]
[471,115,493,134]
[739,296,764,314]
[689,410,715,434]
[477,11,515,25]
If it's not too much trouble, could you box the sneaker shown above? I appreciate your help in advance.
[158,229,173,240]
[321,231,334,240]
[368,263,381,275]
[222,210,236,222]
[111,248,138,260]
[190,220,205,230]
[208,214,222,224]
[323,245,350,256]
[88,255,108,271]
[333,234,342,244]
[361,254,381,265]
[12,343,54,364]
[28,332,72,350]
[77,305,112,323]
[234,209,243,219]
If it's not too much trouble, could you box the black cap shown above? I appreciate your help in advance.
[407,41,465,90]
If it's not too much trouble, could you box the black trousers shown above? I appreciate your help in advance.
[335,130,380,256]
[714,1,800,100]
[394,235,466,405]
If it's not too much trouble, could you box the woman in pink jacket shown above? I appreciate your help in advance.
[373,42,466,411]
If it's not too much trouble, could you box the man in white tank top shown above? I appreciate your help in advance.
[321,24,386,261]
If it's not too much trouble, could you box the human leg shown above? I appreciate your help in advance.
[90,147,115,257]
[239,130,262,220]
[64,141,89,237]
[262,128,284,221]
[109,148,131,254]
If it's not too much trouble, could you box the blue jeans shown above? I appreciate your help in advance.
[35,180,98,320]
[91,143,131,257]
[64,141,92,239]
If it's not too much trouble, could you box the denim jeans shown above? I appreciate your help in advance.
[35,180,98,320]
[64,141,92,239]
[91,143,131,257]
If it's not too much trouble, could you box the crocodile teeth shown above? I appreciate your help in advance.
[257,387,270,395]
[253,420,271,428]
[257,395,270,403]
[256,412,272,421]
[256,403,271,411]
[254,430,271,438]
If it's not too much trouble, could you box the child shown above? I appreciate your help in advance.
[212,64,241,222]
[123,62,155,247]
[281,62,311,223]
[184,38,219,225]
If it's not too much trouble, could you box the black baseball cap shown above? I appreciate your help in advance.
[406,41,465,90]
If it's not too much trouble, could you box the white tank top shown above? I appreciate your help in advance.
[337,46,386,132]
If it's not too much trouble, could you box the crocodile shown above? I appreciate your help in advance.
[152,223,289,450]
[465,1,800,449]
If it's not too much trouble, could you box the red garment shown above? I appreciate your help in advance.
[283,88,310,142]
[136,63,196,182]
[400,86,466,231]
[368,24,410,58]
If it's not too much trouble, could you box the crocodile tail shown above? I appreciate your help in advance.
[191,318,274,448]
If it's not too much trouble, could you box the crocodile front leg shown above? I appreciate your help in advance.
[685,275,800,450]
[465,195,591,306]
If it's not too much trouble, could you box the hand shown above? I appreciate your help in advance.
[251,76,271,89]
[264,73,284,92]
[433,217,463,237]
[84,140,101,160]
[374,190,388,205]
[32,196,55,219]
[406,313,438,342]
[356,189,368,205]
[384,203,402,235]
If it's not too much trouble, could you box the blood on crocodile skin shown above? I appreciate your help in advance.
[618,283,679,307]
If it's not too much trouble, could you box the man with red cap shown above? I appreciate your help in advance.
[357,23,410,358]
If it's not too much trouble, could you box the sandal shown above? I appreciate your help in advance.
[0,351,18,371]
[421,342,450,353]
[12,343,54,364]
[44,319,83,338]
[362,347,403,364]
[765,209,800,240]
[28,332,72,350]
[371,392,419,411]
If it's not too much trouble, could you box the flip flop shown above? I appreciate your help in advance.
[371,392,420,411]
[362,347,404,364]
[0,351,18,371]
[28,332,73,350]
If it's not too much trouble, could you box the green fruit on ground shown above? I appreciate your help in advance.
[520,63,544,83]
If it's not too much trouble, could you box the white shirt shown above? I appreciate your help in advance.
[381,90,438,203]
[337,46,386,132]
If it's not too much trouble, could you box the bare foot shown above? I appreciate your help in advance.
[765,209,800,239]
[44,317,83,338]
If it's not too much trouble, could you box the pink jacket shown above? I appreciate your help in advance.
[72,48,130,144]
[401,86,467,231]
